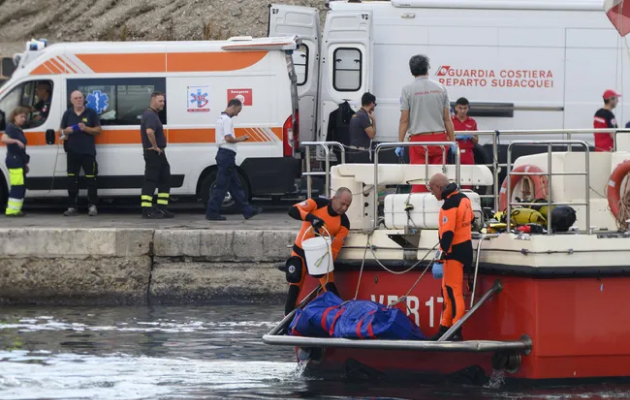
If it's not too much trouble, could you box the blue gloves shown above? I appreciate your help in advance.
[432,262,444,279]
[450,144,457,154]
[395,147,404,157]
[456,135,473,141]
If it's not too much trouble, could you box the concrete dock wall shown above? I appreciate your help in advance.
[0,228,296,305]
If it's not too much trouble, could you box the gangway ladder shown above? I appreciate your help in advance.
[301,141,346,198]
[506,140,590,234]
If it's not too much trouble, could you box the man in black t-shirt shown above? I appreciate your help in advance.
[348,92,376,163]
[140,91,173,219]
[60,90,101,216]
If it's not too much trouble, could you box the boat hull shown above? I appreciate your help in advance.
[296,269,630,381]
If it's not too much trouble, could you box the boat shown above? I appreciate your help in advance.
[263,131,630,383]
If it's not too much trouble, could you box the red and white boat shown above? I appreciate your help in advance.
[264,136,630,383]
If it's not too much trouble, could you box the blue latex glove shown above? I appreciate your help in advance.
[395,147,404,157]
[432,262,444,279]
[456,134,473,141]
[450,144,457,154]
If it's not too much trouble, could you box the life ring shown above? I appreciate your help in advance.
[606,160,630,219]
[498,164,548,211]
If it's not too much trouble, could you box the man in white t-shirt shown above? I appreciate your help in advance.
[206,98,262,221]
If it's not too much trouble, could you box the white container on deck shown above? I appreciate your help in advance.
[384,192,482,230]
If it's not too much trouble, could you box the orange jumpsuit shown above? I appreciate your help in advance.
[438,185,474,328]
[284,198,350,315]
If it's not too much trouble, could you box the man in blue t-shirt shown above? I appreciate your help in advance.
[60,90,101,216]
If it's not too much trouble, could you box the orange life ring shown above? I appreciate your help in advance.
[498,164,548,211]
[606,160,630,219]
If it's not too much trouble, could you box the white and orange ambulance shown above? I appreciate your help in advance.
[0,36,301,211]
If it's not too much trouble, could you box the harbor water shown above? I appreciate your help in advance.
[1,304,629,400]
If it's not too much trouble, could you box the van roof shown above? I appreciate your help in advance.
[330,0,604,12]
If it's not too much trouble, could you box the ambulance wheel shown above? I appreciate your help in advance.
[200,170,250,214]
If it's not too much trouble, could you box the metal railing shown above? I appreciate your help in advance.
[302,141,345,198]
[506,140,590,234]
[373,141,461,229]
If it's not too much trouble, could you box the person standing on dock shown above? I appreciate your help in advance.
[2,106,31,217]
[205,98,262,221]
[348,92,377,163]
[397,55,455,193]
[140,92,174,219]
[451,97,478,190]
[60,90,101,217]
[428,173,473,341]
[283,188,352,316]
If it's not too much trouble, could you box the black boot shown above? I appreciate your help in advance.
[429,325,449,341]
[142,208,164,219]
[429,325,464,341]
[158,206,175,218]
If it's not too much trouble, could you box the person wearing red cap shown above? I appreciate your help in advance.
[593,89,621,152]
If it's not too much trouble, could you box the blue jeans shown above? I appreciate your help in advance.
[206,148,252,217]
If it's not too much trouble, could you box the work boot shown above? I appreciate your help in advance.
[63,207,78,217]
[142,208,164,219]
[429,325,463,341]
[206,214,227,221]
[244,206,262,220]
[88,205,98,217]
[158,208,175,218]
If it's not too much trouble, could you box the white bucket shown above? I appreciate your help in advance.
[302,231,334,276]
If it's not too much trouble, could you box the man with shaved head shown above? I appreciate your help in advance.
[428,173,473,341]
[60,90,101,216]
[283,187,352,315]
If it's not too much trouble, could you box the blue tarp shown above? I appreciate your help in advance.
[288,292,426,340]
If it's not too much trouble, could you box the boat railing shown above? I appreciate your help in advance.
[301,141,345,198]
[302,128,621,207]
[506,140,590,234]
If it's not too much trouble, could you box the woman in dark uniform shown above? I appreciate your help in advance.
[1,106,31,217]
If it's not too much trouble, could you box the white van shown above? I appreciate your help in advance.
[270,0,627,160]
[0,36,301,211]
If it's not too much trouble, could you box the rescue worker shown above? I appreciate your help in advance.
[452,97,478,190]
[206,98,262,221]
[593,89,621,152]
[428,173,473,341]
[397,55,455,193]
[30,81,52,127]
[284,187,352,316]
[348,92,376,163]
[2,106,31,217]
[60,90,101,217]
[140,91,174,219]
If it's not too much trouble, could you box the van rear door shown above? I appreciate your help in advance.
[268,4,320,142]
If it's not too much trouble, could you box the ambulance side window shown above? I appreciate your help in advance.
[293,44,309,86]
[333,48,362,92]
[0,79,54,129]
[67,78,167,125]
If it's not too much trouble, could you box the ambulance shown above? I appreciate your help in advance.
[270,0,629,162]
[0,36,301,211]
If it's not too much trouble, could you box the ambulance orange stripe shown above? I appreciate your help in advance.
[76,53,167,73]
[167,51,267,72]
[244,127,265,142]
[56,56,77,73]
[253,127,272,142]
[46,60,64,74]
[271,127,283,141]
[48,58,67,73]
[168,128,214,143]
[3,127,281,147]
[30,61,55,75]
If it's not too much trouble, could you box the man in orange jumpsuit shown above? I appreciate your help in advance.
[428,173,473,341]
[284,187,352,315]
